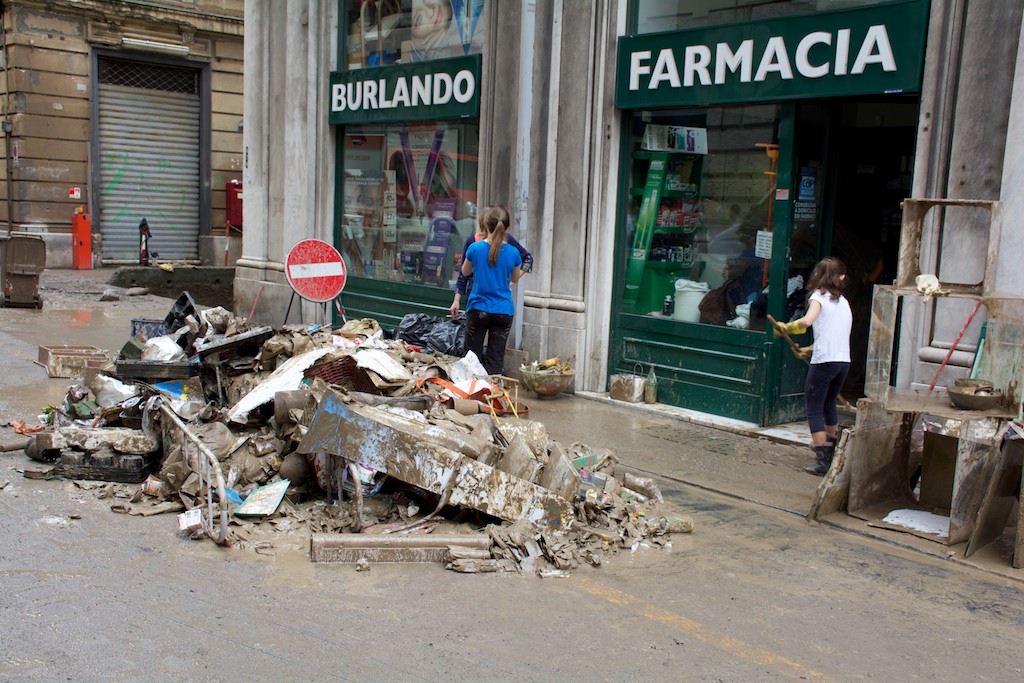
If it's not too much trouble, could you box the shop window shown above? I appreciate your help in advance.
[345,0,486,69]
[622,104,782,330]
[634,0,902,34]
[341,120,479,288]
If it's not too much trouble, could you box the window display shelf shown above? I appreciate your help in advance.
[647,258,701,270]
[654,224,703,235]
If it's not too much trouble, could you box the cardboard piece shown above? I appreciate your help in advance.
[234,479,290,518]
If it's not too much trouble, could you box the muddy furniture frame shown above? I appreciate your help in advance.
[818,198,1024,568]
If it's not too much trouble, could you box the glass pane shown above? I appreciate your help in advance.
[340,121,479,287]
[635,0,901,34]
[622,104,781,330]
[790,103,827,287]
[345,0,487,69]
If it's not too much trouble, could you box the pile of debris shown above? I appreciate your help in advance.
[20,292,694,576]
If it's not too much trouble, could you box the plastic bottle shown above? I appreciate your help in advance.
[644,367,658,404]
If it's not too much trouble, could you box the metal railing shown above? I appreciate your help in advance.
[159,404,229,545]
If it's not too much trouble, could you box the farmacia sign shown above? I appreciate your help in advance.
[330,55,481,125]
[615,0,928,107]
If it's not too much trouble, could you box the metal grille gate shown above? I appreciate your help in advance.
[96,57,201,262]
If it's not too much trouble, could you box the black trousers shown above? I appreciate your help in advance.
[464,309,513,375]
[804,361,849,433]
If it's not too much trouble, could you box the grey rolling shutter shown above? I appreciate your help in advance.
[96,58,200,262]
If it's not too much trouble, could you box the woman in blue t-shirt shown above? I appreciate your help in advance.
[460,205,524,375]
[449,211,532,319]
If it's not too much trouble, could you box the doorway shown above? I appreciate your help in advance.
[786,98,919,401]
[829,99,918,398]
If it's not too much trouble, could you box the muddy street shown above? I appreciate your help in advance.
[0,270,1021,681]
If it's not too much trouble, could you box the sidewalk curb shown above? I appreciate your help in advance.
[574,391,812,447]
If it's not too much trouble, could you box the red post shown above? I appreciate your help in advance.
[71,209,92,270]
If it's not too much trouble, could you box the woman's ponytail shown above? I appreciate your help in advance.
[486,206,510,266]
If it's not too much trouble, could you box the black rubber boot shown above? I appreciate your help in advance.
[803,444,834,476]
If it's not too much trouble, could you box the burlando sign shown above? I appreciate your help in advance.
[329,55,481,125]
[615,0,929,108]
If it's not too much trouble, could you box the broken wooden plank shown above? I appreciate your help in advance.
[310,533,490,563]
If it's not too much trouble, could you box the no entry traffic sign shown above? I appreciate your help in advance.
[285,239,347,302]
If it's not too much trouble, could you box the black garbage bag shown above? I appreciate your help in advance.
[396,313,465,356]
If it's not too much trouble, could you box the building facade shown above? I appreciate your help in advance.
[239,0,1024,426]
[0,0,244,266]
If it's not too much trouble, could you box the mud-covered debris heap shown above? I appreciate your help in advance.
[23,303,694,575]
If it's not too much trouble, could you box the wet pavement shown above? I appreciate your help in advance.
[2,268,1020,580]
[1,268,1023,680]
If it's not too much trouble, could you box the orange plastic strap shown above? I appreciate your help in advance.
[416,376,470,399]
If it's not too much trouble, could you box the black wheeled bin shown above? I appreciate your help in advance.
[0,234,46,308]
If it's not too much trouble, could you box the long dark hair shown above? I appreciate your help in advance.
[484,205,510,266]
[807,257,846,302]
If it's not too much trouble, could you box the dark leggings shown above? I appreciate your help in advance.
[805,362,850,433]
[464,309,514,375]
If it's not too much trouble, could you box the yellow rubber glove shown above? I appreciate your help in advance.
[773,319,806,338]
[795,345,813,361]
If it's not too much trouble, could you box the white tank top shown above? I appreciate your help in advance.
[809,290,852,364]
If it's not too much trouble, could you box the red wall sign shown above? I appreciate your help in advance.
[285,239,347,302]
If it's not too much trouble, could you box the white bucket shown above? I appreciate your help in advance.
[673,279,709,322]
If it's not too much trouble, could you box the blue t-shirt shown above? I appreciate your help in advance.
[465,241,521,316]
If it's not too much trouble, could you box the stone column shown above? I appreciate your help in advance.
[996,20,1024,294]
[235,0,336,325]
[513,0,621,390]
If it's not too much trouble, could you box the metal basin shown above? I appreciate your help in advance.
[519,369,574,399]
[948,386,1003,411]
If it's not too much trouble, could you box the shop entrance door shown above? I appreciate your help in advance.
[764,98,919,424]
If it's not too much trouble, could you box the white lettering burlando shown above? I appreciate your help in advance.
[433,72,453,104]
[851,25,896,74]
[630,50,652,90]
[795,31,832,78]
[715,40,753,84]
[453,70,475,102]
[412,75,431,105]
[684,45,712,87]
[754,36,794,81]
[332,83,347,111]
[334,70,477,112]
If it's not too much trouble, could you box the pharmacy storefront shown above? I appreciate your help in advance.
[610,0,929,424]
[330,1,486,326]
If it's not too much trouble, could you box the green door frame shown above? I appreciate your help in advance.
[763,101,803,425]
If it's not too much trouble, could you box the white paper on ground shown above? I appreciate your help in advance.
[881,508,949,538]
